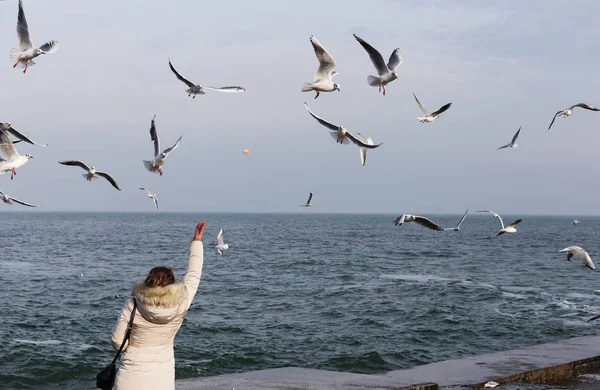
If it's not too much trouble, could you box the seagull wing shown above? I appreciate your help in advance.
[168,59,196,88]
[345,131,382,149]
[304,103,340,131]
[217,229,224,246]
[353,34,388,76]
[413,93,429,116]
[9,196,38,207]
[456,209,469,228]
[394,214,406,226]
[414,216,444,231]
[16,0,33,50]
[153,195,159,210]
[507,219,522,228]
[139,187,151,196]
[477,210,504,228]
[496,143,511,150]
[310,35,336,81]
[307,192,313,204]
[387,48,402,72]
[571,103,600,112]
[38,40,59,54]
[59,160,90,171]
[548,111,562,130]
[430,103,452,117]
[202,86,246,93]
[4,125,47,146]
[96,171,121,191]
[162,135,182,156]
[149,115,160,157]
[356,133,373,166]
[511,127,521,144]
[0,129,19,162]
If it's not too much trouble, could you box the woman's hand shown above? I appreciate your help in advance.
[193,221,206,242]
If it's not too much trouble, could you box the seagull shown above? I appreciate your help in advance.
[412,93,452,123]
[216,229,229,255]
[11,0,58,74]
[59,160,121,191]
[548,103,600,130]
[353,34,401,96]
[559,246,595,270]
[304,103,383,149]
[142,115,182,176]
[301,192,313,207]
[497,127,521,150]
[443,209,469,231]
[302,35,340,99]
[477,210,522,236]
[168,59,245,98]
[0,122,47,146]
[0,189,38,207]
[0,127,32,180]
[139,188,158,210]
[393,214,443,231]
[356,133,376,166]
[572,218,581,226]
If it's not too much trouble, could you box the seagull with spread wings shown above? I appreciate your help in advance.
[0,127,32,180]
[10,0,59,74]
[477,210,522,236]
[413,93,452,123]
[393,214,444,231]
[304,103,383,149]
[0,189,38,207]
[216,229,229,255]
[142,115,182,176]
[168,59,245,98]
[59,160,121,191]
[140,188,158,210]
[301,192,313,207]
[0,122,47,146]
[559,246,595,270]
[301,35,340,99]
[443,209,469,231]
[356,133,376,166]
[548,103,600,130]
[353,34,401,96]
[497,127,521,150]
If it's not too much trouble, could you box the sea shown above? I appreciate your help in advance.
[1,212,600,390]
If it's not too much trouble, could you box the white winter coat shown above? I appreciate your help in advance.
[111,241,204,390]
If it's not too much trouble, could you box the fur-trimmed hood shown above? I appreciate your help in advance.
[132,281,188,324]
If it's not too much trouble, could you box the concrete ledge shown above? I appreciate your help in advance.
[176,334,600,389]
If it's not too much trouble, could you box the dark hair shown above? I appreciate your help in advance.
[145,267,175,288]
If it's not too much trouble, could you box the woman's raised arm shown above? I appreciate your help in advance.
[183,221,206,310]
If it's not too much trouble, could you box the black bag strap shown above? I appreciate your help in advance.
[111,298,137,365]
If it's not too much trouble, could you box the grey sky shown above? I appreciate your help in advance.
[0,0,599,214]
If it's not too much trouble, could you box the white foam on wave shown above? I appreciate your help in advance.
[14,339,63,345]
[379,274,451,283]
[501,291,527,299]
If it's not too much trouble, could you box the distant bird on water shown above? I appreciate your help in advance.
[304,103,383,149]
[572,219,581,226]
[353,34,401,96]
[560,246,595,270]
[0,127,32,180]
[11,0,59,74]
[301,192,313,207]
[497,127,521,150]
[393,214,443,231]
[142,115,182,176]
[59,160,121,191]
[139,188,158,210]
[0,189,38,207]
[168,59,245,98]
[302,35,340,99]
[412,93,452,123]
[216,229,229,255]
[548,103,600,130]
[477,210,522,236]
[443,209,469,231]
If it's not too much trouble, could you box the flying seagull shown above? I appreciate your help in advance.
[0,122,47,146]
[139,188,158,210]
[59,160,121,191]
[0,127,32,180]
[0,189,38,207]
[572,219,581,226]
[393,214,443,231]
[301,192,313,207]
[11,0,58,74]
[559,246,595,270]
[548,103,600,130]
[497,127,521,150]
[353,34,401,96]
[304,103,383,149]
[216,229,229,255]
[302,35,340,99]
[413,93,452,123]
[168,59,245,98]
[477,210,522,236]
[142,115,182,176]
[356,132,377,166]
[443,209,469,231]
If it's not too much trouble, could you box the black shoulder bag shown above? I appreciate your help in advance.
[96,299,137,390]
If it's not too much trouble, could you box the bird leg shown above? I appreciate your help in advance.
[383,85,387,96]
[22,61,28,74]
[193,95,196,99]
[159,169,163,176]
[10,168,16,180]
[314,91,320,99]
[378,85,381,92]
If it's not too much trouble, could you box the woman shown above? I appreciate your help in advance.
[110,221,206,390]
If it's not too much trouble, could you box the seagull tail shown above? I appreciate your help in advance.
[9,48,25,68]
[301,83,313,92]
[142,160,155,173]
[417,116,427,122]
[367,75,379,86]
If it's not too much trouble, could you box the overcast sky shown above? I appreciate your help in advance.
[0,0,599,214]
